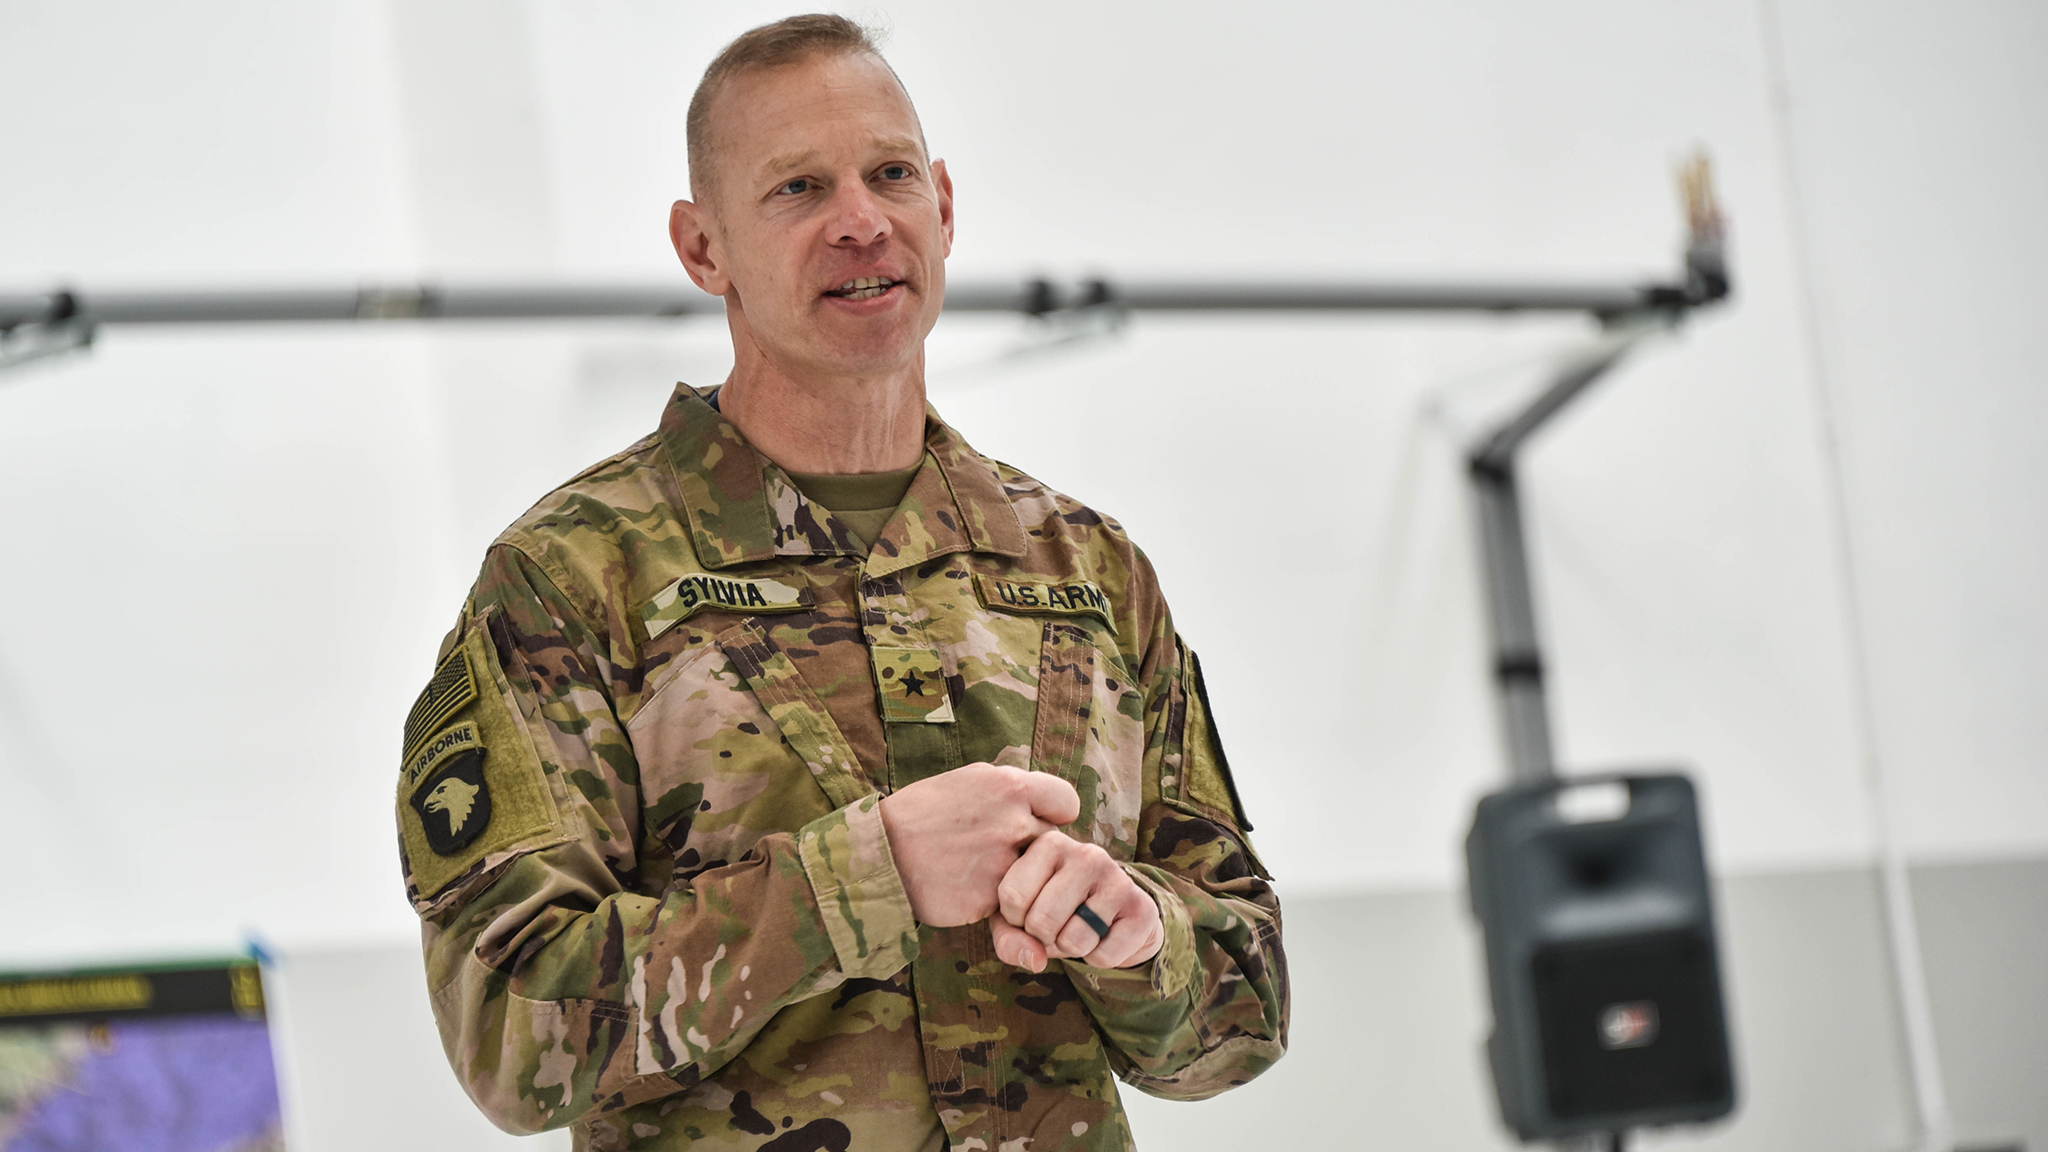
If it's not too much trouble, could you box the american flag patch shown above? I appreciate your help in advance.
[404,647,476,761]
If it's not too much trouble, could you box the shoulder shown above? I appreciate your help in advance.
[992,459,1133,545]
[488,432,691,628]
[987,457,1170,651]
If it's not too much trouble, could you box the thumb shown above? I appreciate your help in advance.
[1019,771,1082,827]
[989,914,1047,973]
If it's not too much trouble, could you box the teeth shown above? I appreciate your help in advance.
[833,276,896,299]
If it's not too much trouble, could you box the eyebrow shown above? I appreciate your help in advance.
[756,135,929,180]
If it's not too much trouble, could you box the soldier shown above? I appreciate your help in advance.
[396,14,1287,1151]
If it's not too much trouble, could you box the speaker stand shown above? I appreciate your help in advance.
[1464,198,1722,1152]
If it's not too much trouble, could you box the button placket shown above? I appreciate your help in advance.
[860,566,1000,1152]
[859,571,963,792]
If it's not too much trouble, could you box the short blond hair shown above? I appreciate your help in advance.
[687,14,910,200]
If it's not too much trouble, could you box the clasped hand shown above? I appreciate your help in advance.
[878,763,1164,973]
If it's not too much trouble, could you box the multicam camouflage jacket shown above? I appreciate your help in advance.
[396,385,1288,1152]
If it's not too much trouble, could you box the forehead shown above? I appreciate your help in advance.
[710,52,926,183]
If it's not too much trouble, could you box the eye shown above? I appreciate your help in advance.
[778,178,813,195]
[878,164,912,181]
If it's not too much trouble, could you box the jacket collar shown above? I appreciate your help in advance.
[658,384,1027,574]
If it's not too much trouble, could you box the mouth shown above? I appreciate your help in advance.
[823,275,903,301]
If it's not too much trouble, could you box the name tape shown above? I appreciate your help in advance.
[973,574,1116,634]
[643,573,812,640]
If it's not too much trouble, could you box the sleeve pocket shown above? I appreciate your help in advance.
[399,612,571,912]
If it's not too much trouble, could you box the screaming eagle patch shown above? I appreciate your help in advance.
[405,722,492,856]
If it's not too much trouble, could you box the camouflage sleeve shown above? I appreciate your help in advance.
[400,545,918,1134]
[1061,632,1289,1101]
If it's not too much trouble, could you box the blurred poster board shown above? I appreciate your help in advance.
[0,959,283,1151]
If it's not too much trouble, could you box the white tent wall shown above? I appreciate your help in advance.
[1,1,2042,1149]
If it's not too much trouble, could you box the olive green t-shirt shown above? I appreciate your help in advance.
[784,460,923,551]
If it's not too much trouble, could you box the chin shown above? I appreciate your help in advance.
[809,326,928,374]
[825,346,920,377]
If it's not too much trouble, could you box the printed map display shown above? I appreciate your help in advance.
[0,960,283,1152]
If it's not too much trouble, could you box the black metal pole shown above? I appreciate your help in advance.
[0,272,1711,332]
[1466,327,1656,783]
[1471,455,1558,781]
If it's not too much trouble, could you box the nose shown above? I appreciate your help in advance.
[826,180,891,249]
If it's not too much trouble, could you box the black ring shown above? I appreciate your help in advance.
[1073,902,1111,939]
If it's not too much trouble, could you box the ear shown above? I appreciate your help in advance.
[932,158,955,259]
[670,198,731,296]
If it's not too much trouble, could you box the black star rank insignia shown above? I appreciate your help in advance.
[869,646,956,724]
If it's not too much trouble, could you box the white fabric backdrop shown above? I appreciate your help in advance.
[0,0,2042,962]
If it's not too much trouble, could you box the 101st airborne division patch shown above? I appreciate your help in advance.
[405,722,492,856]
[398,625,567,899]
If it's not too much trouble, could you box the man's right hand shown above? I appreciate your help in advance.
[878,763,1081,927]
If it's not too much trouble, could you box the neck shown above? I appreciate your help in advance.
[718,318,929,475]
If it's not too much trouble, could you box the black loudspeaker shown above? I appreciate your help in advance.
[1466,772,1736,1141]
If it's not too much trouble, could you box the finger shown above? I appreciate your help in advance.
[1055,900,1110,959]
[1023,846,1111,948]
[1054,872,1126,958]
[1085,884,1164,969]
[1088,916,1164,970]
[1085,900,1160,969]
[996,831,1069,927]
[989,913,1046,973]
[1017,771,1081,827]
[989,914,1025,968]
[1073,902,1112,939]
[1003,813,1062,853]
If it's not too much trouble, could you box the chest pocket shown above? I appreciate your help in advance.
[626,610,865,889]
[1027,620,1146,857]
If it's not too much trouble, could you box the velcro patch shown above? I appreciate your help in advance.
[870,647,955,724]
[403,647,476,761]
[642,572,813,640]
[974,574,1116,634]
[397,623,566,900]
[1183,649,1252,832]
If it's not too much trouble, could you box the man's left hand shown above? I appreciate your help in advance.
[991,831,1164,972]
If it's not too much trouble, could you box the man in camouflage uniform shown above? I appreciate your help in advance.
[396,15,1286,1151]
